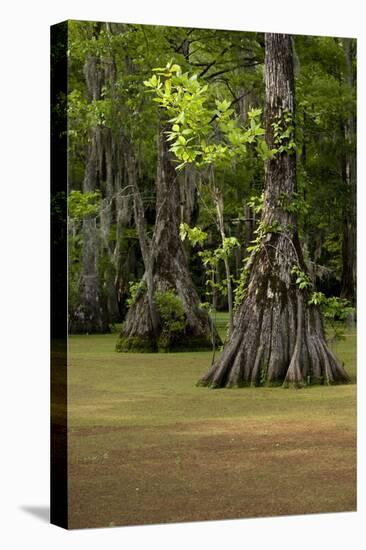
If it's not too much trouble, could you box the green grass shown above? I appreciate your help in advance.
[67,317,356,529]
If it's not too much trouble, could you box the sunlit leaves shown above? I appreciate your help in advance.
[179,223,208,246]
[68,190,102,220]
[291,265,312,290]
[144,61,270,170]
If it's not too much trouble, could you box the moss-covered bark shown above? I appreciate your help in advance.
[117,132,218,352]
[69,52,110,334]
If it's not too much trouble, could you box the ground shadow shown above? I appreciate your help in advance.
[20,506,49,523]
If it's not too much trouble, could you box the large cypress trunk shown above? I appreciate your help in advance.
[116,132,217,352]
[199,34,349,388]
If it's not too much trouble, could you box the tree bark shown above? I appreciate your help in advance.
[124,141,160,339]
[213,187,234,335]
[117,131,218,352]
[69,39,132,331]
[179,164,199,226]
[199,34,350,388]
[340,38,356,306]
[69,125,110,333]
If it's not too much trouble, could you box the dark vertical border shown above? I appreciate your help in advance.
[50,20,68,529]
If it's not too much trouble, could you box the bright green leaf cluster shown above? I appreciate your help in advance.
[272,108,297,154]
[179,223,239,305]
[246,220,283,254]
[68,190,102,220]
[308,291,325,306]
[247,192,264,214]
[144,61,271,170]
[126,280,147,308]
[179,223,208,247]
[291,264,312,290]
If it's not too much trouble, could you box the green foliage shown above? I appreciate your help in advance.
[271,108,297,154]
[308,292,355,342]
[294,36,356,286]
[179,223,208,247]
[247,192,264,214]
[276,191,309,216]
[323,296,354,323]
[154,290,186,333]
[198,240,239,295]
[154,291,187,350]
[68,89,113,134]
[291,264,313,290]
[308,291,325,306]
[321,232,342,279]
[222,236,241,255]
[232,219,283,309]
[246,220,283,254]
[233,261,250,310]
[229,218,285,311]
[144,61,271,170]
[180,223,239,307]
[68,190,102,219]
[126,280,147,308]
[198,236,240,266]
[122,228,139,241]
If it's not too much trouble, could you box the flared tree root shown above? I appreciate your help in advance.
[199,292,350,388]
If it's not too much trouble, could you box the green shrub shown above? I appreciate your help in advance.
[154,290,186,351]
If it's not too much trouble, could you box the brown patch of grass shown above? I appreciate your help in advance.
[68,418,356,528]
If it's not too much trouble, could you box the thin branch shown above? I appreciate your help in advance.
[206,61,261,80]
[199,60,217,78]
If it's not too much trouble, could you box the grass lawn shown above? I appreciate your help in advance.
[67,316,356,529]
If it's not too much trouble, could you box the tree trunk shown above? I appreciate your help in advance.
[117,131,218,352]
[99,128,122,324]
[213,187,234,335]
[179,164,199,226]
[199,34,349,388]
[124,142,160,340]
[69,126,110,333]
[70,41,131,331]
[340,38,356,306]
